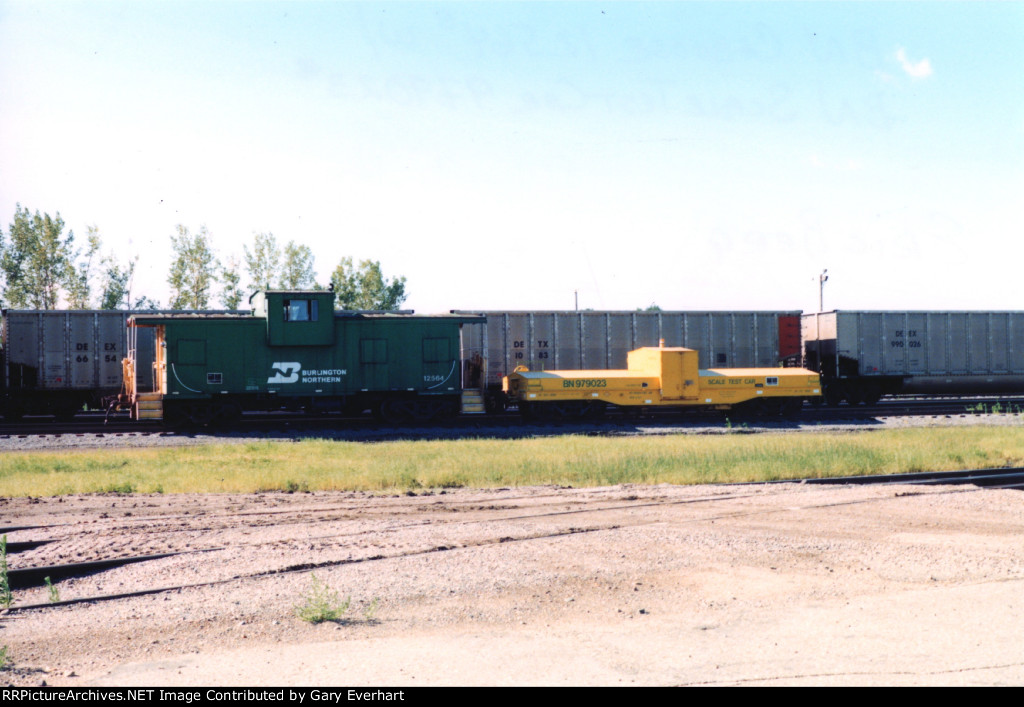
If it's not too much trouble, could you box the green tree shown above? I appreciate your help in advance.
[167,224,218,309]
[220,255,244,309]
[280,241,316,290]
[1,205,75,309]
[330,257,407,310]
[98,254,136,310]
[132,295,161,310]
[61,225,140,309]
[243,232,280,291]
[65,226,103,309]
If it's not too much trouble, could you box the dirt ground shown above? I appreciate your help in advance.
[2,476,1023,687]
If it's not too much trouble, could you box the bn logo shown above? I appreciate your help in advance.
[268,362,301,384]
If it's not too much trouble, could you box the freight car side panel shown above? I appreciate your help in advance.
[2,311,158,394]
[803,310,1024,399]
[42,314,65,387]
[778,315,801,361]
[5,315,39,388]
[1,307,254,418]
[456,310,798,390]
[3,311,130,392]
[822,311,1024,377]
[582,313,609,369]
[97,314,126,388]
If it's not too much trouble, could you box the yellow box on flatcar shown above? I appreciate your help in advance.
[503,346,820,418]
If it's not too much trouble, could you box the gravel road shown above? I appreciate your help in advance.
[2,467,1023,685]
[1,415,1023,686]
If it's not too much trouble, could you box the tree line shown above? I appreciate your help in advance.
[0,204,407,312]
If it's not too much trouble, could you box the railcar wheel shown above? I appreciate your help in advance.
[215,404,242,426]
[55,406,80,422]
[485,393,508,414]
[731,399,766,418]
[861,384,882,405]
[534,402,567,421]
[823,387,844,407]
[517,402,538,422]
[433,399,460,421]
[518,401,558,422]
[377,398,465,423]
[779,398,803,416]
[523,400,605,422]
[162,402,188,429]
[376,399,419,424]
[189,404,215,427]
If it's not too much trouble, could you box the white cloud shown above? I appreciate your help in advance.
[896,47,933,79]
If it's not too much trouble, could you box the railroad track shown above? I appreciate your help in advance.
[2,395,1022,439]
[3,467,1020,614]
[802,467,1024,489]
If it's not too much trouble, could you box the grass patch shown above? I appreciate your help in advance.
[44,576,59,603]
[294,574,351,624]
[2,426,1024,497]
[0,536,11,609]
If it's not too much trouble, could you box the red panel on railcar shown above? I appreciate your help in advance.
[778,315,801,360]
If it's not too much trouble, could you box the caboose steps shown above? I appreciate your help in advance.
[134,393,163,421]
[460,389,486,414]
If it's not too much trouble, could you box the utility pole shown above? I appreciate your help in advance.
[819,269,829,312]
[574,289,578,311]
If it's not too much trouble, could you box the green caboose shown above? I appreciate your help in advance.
[121,290,482,425]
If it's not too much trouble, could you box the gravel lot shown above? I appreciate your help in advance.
[1,416,1023,686]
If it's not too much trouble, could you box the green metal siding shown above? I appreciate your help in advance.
[158,315,467,400]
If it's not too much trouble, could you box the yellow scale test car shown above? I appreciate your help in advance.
[503,344,821,420]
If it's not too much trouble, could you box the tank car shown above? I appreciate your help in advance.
[119,290,482,425]
[803,311,1024,405]
[455,309,802,411]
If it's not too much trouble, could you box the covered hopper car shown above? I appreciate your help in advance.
[0,309,168,420]
[803,311,1024,405]
[455,309,802,411]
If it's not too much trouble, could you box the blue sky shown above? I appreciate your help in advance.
[1,1,1022,313]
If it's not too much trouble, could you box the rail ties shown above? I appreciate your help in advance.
[0,525,50,534]
[3,540,53,554]
[6,551,185,590]
[804,467,1024,491]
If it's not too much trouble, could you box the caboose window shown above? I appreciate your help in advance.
[284,299,318,322]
